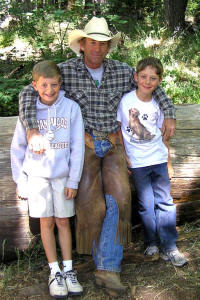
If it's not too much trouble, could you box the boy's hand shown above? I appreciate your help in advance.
[65,188,77,200]
[27,129,46,154]
[167,160,174,179]
[161,118,176,140]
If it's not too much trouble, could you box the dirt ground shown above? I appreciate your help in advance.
[0,220,200,300]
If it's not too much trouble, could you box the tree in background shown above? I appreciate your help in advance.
[164,0,189,32]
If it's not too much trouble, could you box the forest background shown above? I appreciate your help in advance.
[0,2,200,299]
[0,0,200,117]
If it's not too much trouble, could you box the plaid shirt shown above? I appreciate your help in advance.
[19,56,176,132]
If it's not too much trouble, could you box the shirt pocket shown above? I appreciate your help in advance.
[67,90,89,113]
[106,90,123,112]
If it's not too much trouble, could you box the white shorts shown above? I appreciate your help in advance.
[27,176,75,218]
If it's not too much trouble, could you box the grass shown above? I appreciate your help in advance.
[0,220,199,299]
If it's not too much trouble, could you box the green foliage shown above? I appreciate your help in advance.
[1,0,84,60]
[0,77,30,116]
[0,0,199,115]
[186,0,200,18]
[109,12,200,105]
[0,29,16,48]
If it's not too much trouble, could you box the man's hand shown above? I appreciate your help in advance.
[65,188,77,200]
[27,129,46,154]
[161,118,176,140]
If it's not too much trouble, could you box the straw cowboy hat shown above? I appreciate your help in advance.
[68,17,121,55]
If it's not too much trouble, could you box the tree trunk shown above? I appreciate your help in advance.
[164,0,188,32]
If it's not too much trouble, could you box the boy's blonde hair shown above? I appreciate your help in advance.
[32,60,61,82]
[136,57,163,78]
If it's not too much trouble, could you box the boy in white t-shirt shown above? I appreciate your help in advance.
[117,57,187,267]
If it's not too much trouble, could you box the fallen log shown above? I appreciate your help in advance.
[0,104,200,260]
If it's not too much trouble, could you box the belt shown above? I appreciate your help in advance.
[89,129,109,140]
[85,130,121,150]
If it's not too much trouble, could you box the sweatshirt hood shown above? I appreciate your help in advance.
[36,90,66,111]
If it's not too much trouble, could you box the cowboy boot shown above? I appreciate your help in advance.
[94,270,127,297]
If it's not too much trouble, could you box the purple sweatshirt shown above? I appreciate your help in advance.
[11,90,85,197]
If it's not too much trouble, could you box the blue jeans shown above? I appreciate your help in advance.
[92,137,123,273]
[130,163,177,252]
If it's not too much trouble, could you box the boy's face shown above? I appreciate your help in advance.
[32,76,61,106]
[134,66,162,100]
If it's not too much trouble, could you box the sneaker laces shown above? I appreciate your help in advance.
[169,249,185,259]
[144,245,159,255]
[54,272,65,286]
[64,270,78,284]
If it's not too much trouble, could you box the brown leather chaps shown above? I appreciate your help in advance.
[75,138,132,255]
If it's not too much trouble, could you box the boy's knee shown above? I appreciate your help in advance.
[55,217,69,229]
[40,217,55,230]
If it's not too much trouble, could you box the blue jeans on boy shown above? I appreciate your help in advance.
[130,162,177,252]
[92,137,123,273]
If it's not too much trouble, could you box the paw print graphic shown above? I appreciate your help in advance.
[126,126,132,133]
[142,114,148,120]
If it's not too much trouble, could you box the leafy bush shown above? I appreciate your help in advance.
[0,0,85,61]
[109,14,200,105]
[0,0,199,115]
[0,77,29,116]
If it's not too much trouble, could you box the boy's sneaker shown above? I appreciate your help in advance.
[63,270,83,296]
[48,272,68,298]
[160,249,188,267]
[144,245,159,256]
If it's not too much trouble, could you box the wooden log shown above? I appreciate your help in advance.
[0,104,200,260]
[169,104,200,223]
[0,116,38,261]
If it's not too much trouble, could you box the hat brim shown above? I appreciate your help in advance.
[68,29,121,55]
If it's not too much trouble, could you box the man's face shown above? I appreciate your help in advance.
[80,38,110,69]
[32,76,61,106]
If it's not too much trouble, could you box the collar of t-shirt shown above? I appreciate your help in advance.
[86,64,104,88]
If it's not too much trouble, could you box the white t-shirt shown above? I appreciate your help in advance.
[86,64,104,88]
[117,90,168,168]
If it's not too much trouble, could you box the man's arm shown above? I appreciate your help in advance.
[152,86,176,140]
[153,86,176,119]
[19,84,45,154]
[19,84,38,129]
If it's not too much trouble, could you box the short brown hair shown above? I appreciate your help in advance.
[32,60,61,82]
[136,57,164,78]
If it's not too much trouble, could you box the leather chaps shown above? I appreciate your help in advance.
[75,139,132,254]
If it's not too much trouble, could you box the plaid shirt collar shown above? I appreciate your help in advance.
[75,55,114,77]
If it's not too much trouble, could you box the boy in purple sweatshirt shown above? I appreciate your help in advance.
[11,60,85,299]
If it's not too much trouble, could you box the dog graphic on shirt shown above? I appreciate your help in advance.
[129,108,155,141]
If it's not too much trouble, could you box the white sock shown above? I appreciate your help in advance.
[63,260,72,272]
[49,261,61,275]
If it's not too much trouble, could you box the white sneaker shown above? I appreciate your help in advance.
[144,245,159,256]
[63,270,83,296]
[160,249,188,267]
[48,272,68,298]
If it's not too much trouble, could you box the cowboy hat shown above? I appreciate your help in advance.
[68,17,121,55]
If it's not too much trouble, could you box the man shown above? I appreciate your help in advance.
[19,17,176,297]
